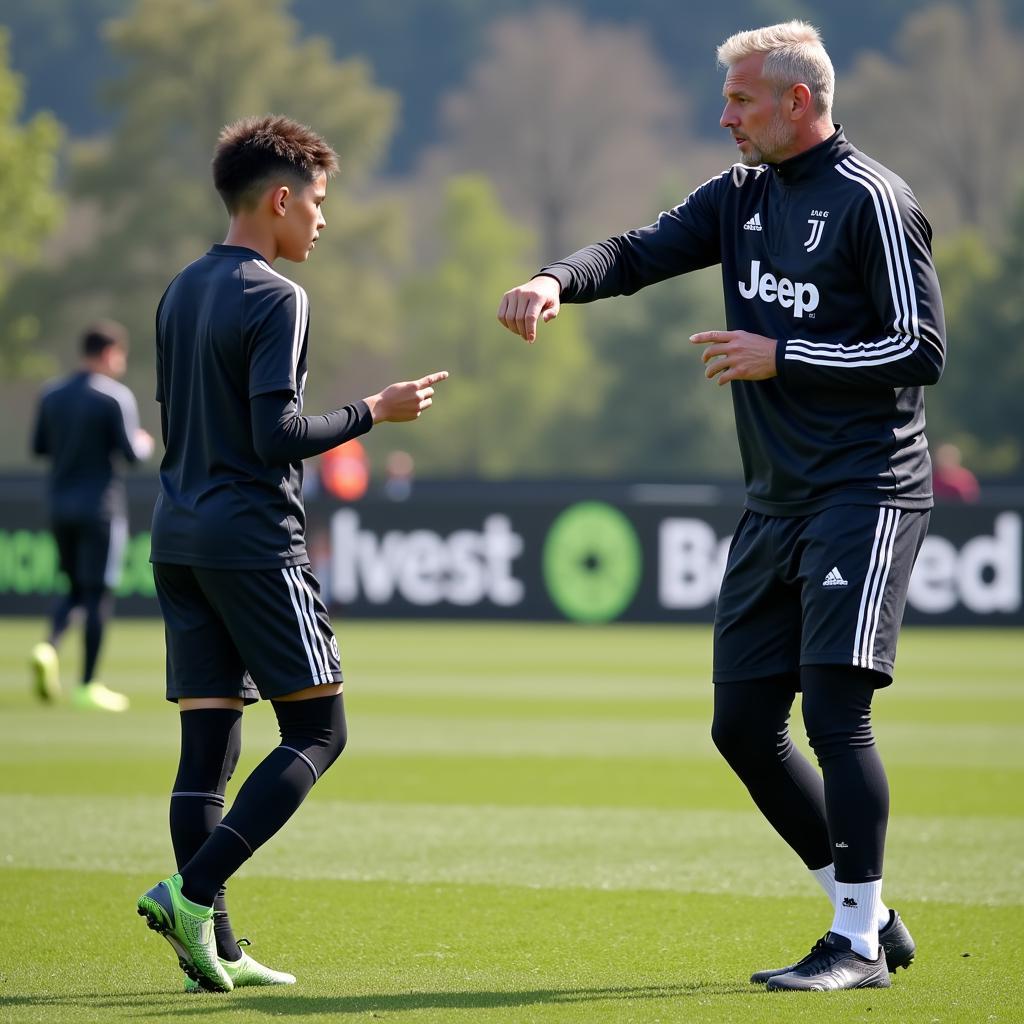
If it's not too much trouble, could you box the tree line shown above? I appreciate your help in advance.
[0,0,1022,480]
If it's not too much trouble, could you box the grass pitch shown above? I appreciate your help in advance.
[1,617,1022,1023]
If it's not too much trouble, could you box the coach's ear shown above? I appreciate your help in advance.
[787,82,813,121]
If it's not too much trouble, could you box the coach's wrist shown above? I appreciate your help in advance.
[774,338,787,382]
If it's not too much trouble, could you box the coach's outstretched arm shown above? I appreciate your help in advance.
[498,176,726,343]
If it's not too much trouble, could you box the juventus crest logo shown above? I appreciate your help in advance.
[803,217,826,252]
[803,210,829,252]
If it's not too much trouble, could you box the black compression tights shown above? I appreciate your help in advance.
[170,708,244,959]
[179,694,347,908]
[711,665,889,883]
[49,586,113,684]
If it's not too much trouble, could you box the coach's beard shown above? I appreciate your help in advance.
[741,112,798,166]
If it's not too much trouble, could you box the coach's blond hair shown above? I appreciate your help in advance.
[717,21,834,117]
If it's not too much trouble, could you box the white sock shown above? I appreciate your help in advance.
[811,863,891,932]
[831,879,883,960]
[810,863,836,903]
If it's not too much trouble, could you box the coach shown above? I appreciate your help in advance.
[498,20,945,991]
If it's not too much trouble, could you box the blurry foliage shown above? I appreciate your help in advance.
[0,0,399,429]
[2,0,1024,478]
[0,28,64,378]
[392,175,605,477]
[840,0,1024,238]
[295,0,1023,173]
[437,8,683,261]
[929,195,1024,474]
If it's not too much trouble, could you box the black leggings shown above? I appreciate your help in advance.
[178,693,347,907]
[50,585,113,684]
[711,665,889,883]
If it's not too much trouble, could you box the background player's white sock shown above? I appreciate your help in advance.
[810,863,836,902]
[831,879,883,959]
[811,863,891,932]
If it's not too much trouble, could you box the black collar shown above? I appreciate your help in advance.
[767,125,853,186]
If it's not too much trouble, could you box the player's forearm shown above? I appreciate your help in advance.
[251,393,373,466]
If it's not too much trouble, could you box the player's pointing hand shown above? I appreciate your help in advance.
[498,275,561,343]
[368,370,449,423]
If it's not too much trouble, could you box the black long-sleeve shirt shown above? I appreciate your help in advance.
[152,244,373,569]
[540,127,946,516]
[32,371,148,522]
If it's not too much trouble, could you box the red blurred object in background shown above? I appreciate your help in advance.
[320,439,369,501]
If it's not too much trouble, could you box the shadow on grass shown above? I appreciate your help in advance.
[0,981,754,1016]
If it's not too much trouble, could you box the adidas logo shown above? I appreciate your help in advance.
[823,566,848,588]
[842,897,859,908]
[835,841,849,849]
[743,212,763,231]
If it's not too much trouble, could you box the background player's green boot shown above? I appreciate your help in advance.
[184,941,296,992]
[73,680,130,712]
[137,874,233,992]
[30,642,61,702]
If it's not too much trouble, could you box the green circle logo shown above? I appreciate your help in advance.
[542,501,642,623]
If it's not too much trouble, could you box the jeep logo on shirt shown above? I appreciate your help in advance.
[738,260,819,318]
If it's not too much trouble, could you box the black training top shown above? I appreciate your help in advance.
[32,371,146,522]
[151,244,373,569]
[540,127,946,516]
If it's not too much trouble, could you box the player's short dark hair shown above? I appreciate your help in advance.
[212,115,339,213]
[81,320,129,357]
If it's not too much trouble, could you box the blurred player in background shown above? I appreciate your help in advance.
[136,114,447,994]
[30,320,154,711]
[499,21,945,992]
[932,442,980,503]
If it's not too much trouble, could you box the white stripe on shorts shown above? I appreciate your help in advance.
[281,566,321,682]
[292,566,334,679]
[852,508,902,670]
[284,566,335,683]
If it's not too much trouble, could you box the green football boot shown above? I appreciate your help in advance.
[73,680,130,712]
[137,874,233,992]
[184,940,296,993]
[30,642,61,702]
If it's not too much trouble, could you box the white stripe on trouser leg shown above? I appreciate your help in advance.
[864,511,901,671]
[289,566,331,681]
[281,567,320,681]
[104,515,128,588]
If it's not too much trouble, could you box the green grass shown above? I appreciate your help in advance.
[1,618,1022,1023]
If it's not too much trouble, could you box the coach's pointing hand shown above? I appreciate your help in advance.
[498,275,561,343]
[367,371,449,423]
[691,330,778,385]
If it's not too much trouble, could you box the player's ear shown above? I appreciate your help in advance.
[269,184,290,217]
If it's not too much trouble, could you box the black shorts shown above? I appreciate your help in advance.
[713,506,929,685]
[153,562,343,703]
[53,516,127,591]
